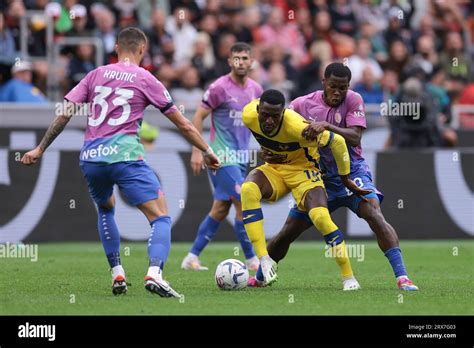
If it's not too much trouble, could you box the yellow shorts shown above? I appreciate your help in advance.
[255,163,326,210]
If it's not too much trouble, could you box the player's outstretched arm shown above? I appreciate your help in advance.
[21,100,75,166]
[304,121,363,147]
[190,106,212,175]
[166,110,220,170]
[326,133,372,197]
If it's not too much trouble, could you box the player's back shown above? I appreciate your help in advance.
[65,61,175,164]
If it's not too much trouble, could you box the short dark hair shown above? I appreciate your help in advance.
[117,27,148,53]
[260,89,285,106]
[230,42,252,55]
[324,62,352,81]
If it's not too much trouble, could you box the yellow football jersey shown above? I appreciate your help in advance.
[242,99,350,175]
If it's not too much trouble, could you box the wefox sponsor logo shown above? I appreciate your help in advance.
[18,322,56,341]
[81,144,118,160]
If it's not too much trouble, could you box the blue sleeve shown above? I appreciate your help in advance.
[0,83,13,102]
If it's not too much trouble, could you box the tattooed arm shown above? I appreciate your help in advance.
[21,102,75,166]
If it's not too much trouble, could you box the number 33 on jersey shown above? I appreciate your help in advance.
[64,61,177,163]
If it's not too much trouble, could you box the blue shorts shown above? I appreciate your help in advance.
[79,160,162,206]
[289,171,384,222]
[208,165,246,202]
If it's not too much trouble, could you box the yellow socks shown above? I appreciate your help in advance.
[308,207,353,278]
[241,181,267,258]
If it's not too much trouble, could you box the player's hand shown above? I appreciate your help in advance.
[340,174,372,201]
[260,148,287,164]
[21,147,43,166]
[190,147,205,176]
[203,153,221,173]
[302,121,330,141]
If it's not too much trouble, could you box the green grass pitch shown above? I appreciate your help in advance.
[1,240,472,315]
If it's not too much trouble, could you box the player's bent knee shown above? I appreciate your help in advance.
[308,207,338,235]
[361,204,385,225]
[241,181,262,204]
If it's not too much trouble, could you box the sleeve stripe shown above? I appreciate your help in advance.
[159,102,174,113]
[321,131,334,148]
[202,100,212,108]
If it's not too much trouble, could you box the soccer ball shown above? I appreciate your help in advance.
[215,259,249,290]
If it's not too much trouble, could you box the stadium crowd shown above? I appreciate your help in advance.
[0,0,473,146]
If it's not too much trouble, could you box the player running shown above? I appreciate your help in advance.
[181,42,263,271]
[241,89,371,290]
[21,27,220,297]
[249,63,418,291]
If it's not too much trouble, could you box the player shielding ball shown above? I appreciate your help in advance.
[240,89,370,289]
[251,63,418,291]
[21,27,220,297]
[181,43,263,271]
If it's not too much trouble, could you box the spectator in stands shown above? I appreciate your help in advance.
[165,7,197,67]
[294,40,332,97]
[457,83,474,129]
[66,3,89,37]
[190,32,215,87]
[171,66,203,119]
[146,9,173,62]
[93,8,117,64]
[428,68,458,147]
[0,61,47,103]
[220,6,253,44]
[170,0,201,23]
[295,8,313,50]
[155,62,176,90]
[5,0,27,52]
[112,0,139,28]
[347,38,383,86]
[255,7,306,68]
[354,66,384,105]
[408,35,439,79]
[329,0,357,37]
[198,13,220,55]
[383,40,409,79]
[68,43,95,90]
[357,21,387,64]
[384,7,412,50]
[262,43,297,81]
[381,69,399,101]
[439,31,472,83]
[353,0,387,32]
[411,14,440,53]
[264,62,294,102]
[389,78,442,148]
[0,12,16,64]
[211,33,236,80]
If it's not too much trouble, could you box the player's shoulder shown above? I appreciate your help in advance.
[208,75,229,90]
[242,99,259,121]
[345,90,364,106]
[284,107,306,123]
[290,90,320,108]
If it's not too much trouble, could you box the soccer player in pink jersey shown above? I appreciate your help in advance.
[21,27,220,297]
[249,63,418,291]
[181,43,263,271]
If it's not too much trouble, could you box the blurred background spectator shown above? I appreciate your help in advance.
[0,60,47,102]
